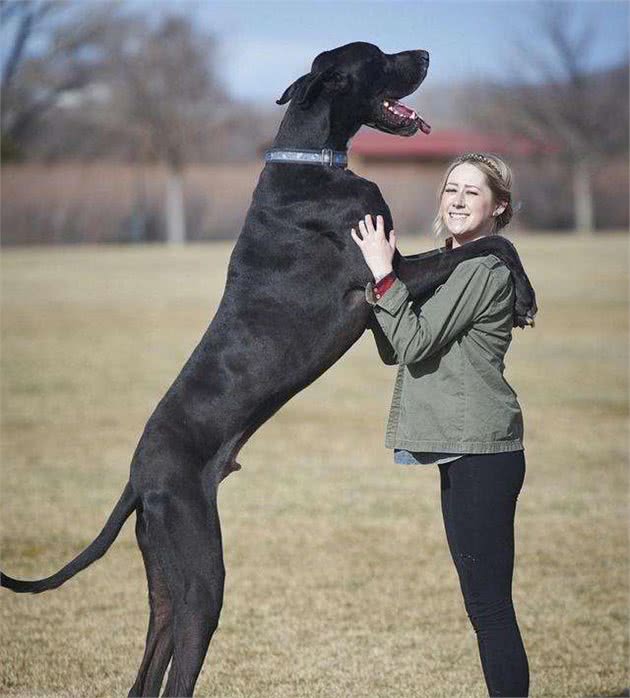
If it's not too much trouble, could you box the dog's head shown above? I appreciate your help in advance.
[277,42,431,138]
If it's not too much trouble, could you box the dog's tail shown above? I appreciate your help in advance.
[1,481,138,594]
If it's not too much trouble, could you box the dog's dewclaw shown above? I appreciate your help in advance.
[220,460,242,482]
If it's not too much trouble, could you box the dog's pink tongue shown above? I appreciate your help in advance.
[394,100,431,134]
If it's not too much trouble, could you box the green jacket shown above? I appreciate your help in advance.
[367,254,524,454]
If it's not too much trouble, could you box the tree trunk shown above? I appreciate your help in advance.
[165,165,186,245]
[572,157,594,236]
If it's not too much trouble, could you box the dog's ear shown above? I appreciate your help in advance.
[276,68,351,108]
[296,67,335,109]
[276,73,311,105]
[298,68,351,108]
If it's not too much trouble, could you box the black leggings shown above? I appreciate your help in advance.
[438,450,529,697]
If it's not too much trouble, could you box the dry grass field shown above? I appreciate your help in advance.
[1,234,628,697]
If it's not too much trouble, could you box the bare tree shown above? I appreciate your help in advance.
[472,1,629,235]
[1,0,116,158]
[2,5,231,243]
[100,13,229,244]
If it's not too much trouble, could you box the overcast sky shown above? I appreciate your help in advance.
[188,0,629,104]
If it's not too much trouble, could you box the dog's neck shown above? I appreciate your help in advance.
[272,100,359,152]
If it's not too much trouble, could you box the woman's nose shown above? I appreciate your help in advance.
[455,191,466,207]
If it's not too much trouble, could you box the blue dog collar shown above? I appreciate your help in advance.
[264,148,348,168]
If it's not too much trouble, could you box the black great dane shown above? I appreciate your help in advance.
[1,42,537,696]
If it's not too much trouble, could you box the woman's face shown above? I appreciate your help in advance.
[439,162,505,245]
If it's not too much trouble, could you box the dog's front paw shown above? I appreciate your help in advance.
[513,281,538,329]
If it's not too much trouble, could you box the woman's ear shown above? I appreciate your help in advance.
[494,201,508,217]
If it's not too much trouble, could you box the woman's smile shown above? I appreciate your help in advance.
[447,209,473,235]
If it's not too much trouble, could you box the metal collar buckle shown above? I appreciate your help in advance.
[321,148,334,166]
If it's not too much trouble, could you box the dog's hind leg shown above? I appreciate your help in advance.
[141,482,224,698]
[128,509,174,697]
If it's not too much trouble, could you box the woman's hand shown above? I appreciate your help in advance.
[350,214,397,281]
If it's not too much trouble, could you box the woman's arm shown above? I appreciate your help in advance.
[366,314,398,365]
[352,215,536,330]
[351,214,509,365]
[369,260,506,365]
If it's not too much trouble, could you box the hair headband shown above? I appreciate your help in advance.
[458,152,503,180]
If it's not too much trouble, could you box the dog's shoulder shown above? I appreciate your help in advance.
[343,170,387,209]
[344,169,382,194]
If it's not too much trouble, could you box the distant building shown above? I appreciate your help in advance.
[349,128,553,235]
[350,128,546,162]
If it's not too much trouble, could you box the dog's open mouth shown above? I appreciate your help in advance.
[367,98,431,137]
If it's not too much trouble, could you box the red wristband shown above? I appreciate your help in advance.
[374,271,396,300]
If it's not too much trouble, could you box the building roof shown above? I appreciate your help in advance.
[351,128,557,159]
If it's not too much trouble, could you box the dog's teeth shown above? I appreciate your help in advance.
[384,101,389,107]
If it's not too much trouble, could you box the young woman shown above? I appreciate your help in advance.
[351,152,530,697]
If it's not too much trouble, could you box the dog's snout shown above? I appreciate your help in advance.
[418,49,429,64]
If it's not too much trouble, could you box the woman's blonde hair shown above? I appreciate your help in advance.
[431,152,514,248]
